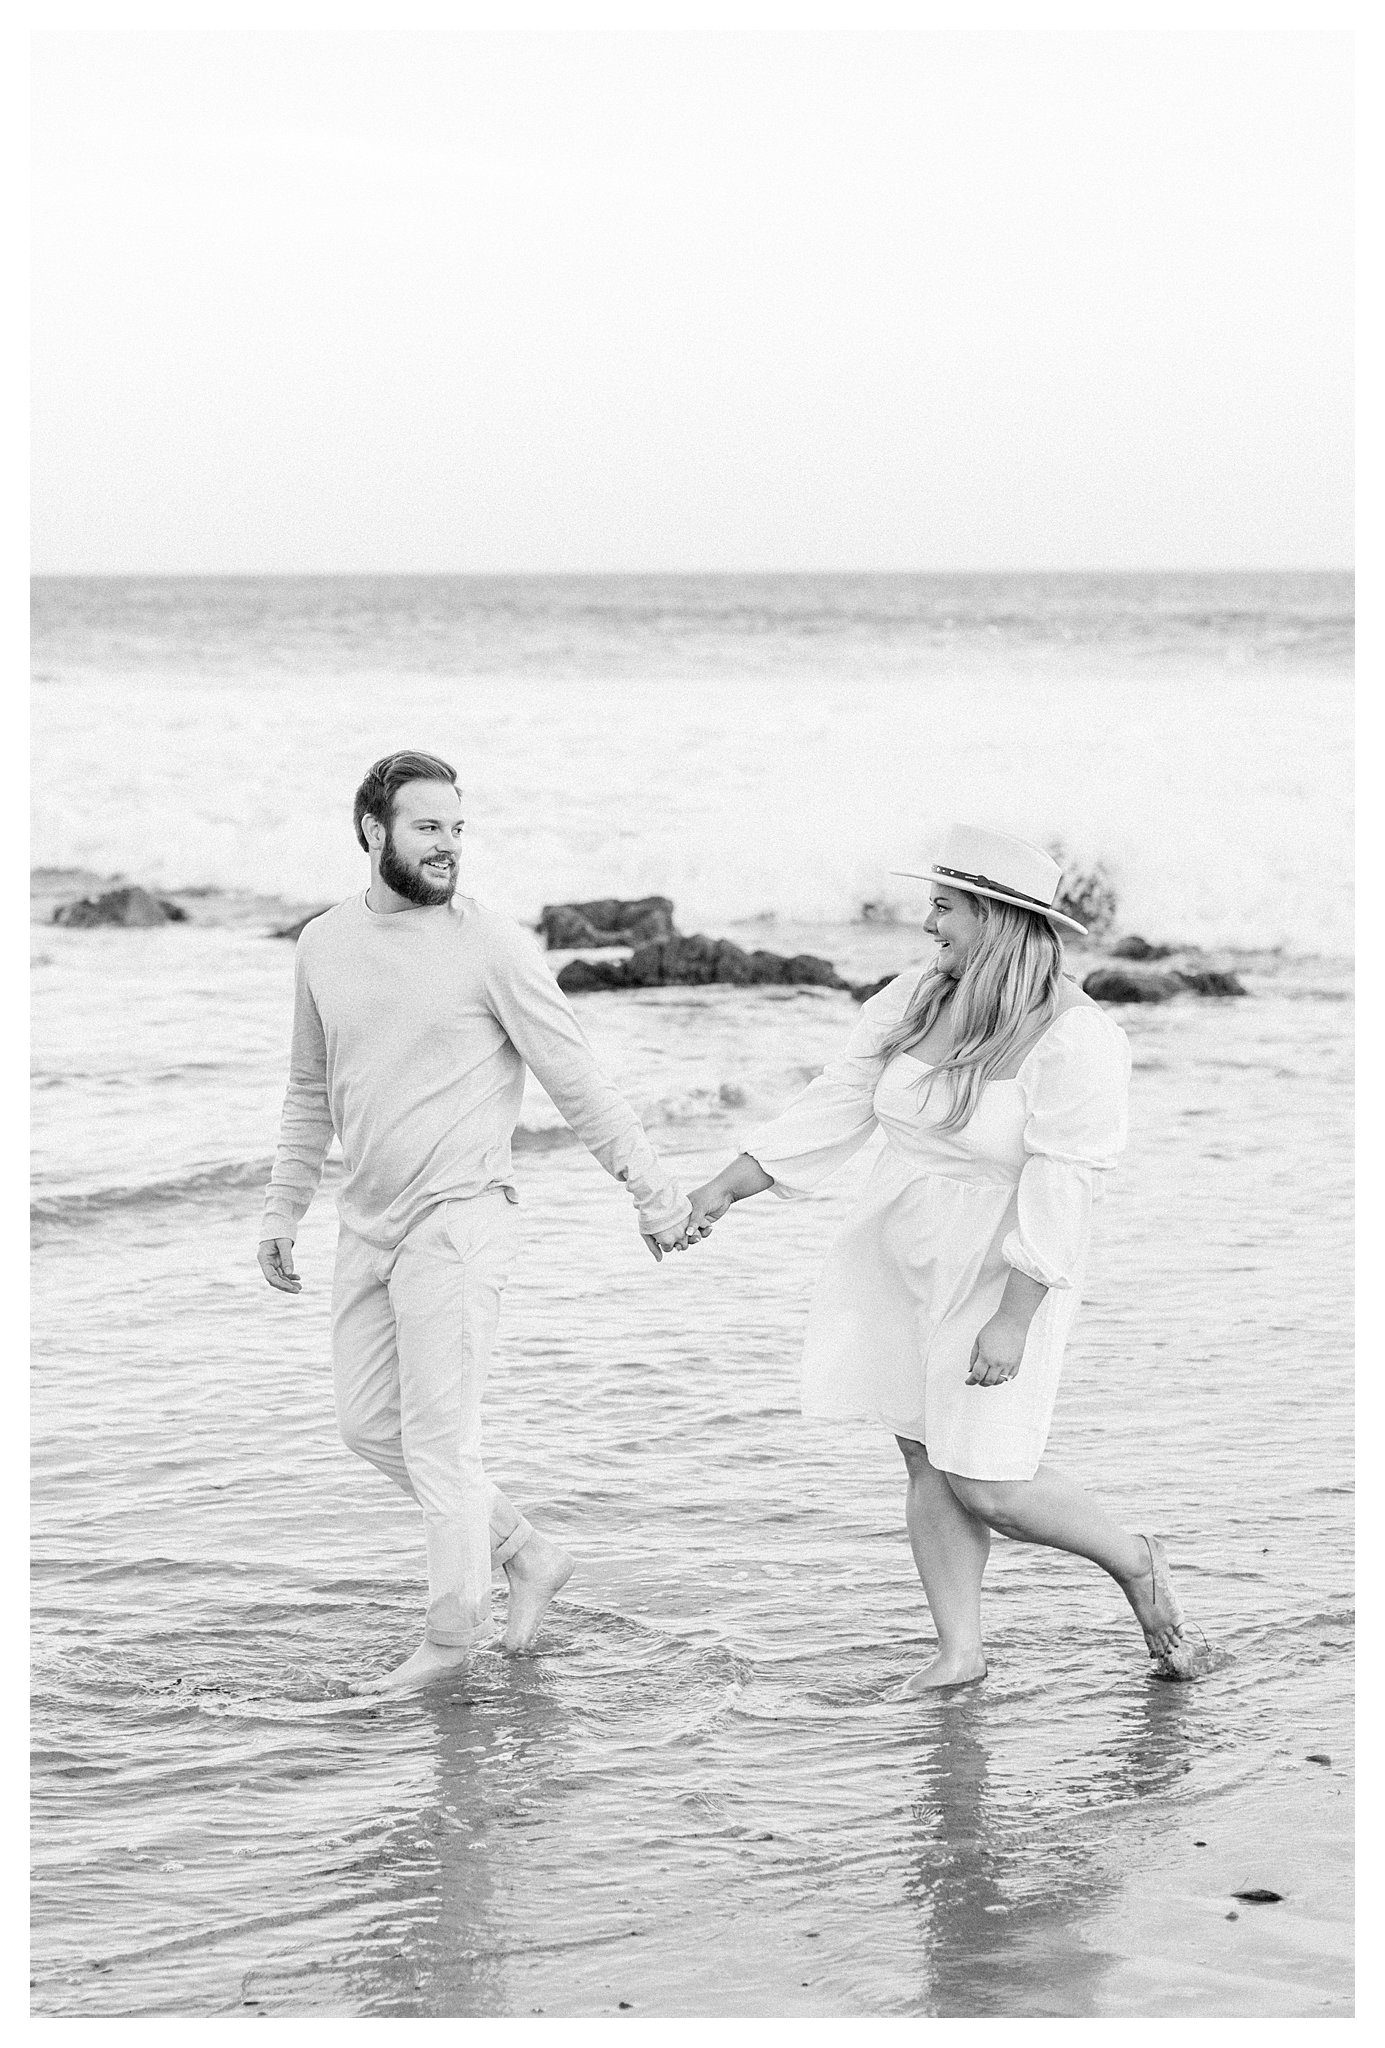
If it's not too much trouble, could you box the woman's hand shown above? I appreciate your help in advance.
[966,1311,1029,1386]
[685,1179,737,1237]
[685,1154,775,1240]
[644,1182,733,1258]
[966,1269,1047,1386]
[642,1223,694,1261]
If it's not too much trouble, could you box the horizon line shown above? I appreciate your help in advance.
[30,564,1356,581]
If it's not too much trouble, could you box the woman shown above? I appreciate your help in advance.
[683,825,1198,1690]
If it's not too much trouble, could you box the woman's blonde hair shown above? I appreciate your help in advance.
[878,892,1064,1130]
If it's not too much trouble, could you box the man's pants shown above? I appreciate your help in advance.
[331,1191,533,1647]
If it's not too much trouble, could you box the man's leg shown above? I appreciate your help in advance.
[366,1195,570,1690]
[332,1219,537,1559]
[331,1223,412,1493]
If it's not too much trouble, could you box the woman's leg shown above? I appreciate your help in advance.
[943,1463,1187,1662]
[896,1436,990,1691]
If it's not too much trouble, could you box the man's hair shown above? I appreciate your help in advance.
[353,751,459,851]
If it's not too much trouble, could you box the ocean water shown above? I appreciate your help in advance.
[32,570,1352,950]
[30,575,1353,2016]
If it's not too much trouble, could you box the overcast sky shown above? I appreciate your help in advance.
[31,30,1352,575]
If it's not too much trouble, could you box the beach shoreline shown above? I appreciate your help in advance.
[30,571,1353,2016]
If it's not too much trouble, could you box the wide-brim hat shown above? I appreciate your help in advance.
[891,823,1088,936]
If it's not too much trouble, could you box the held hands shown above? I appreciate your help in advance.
[257,1237,302,1294]
[641,1155,773,1261]
[641,1186,721,1261]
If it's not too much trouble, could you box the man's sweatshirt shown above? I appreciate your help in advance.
[259,891,688,1250]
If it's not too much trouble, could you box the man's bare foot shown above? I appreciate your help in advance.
[502,1532,574,1653]
[1117,1533,1199,1676]
[898,1649,988,1696]
[358,1633,488,1696]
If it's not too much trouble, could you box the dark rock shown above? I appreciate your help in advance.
[851,975,899,1004]
[538,896,676,950]
[1306,1753,1332,1766]
[52,885,188,929]
[1083,966,1185,1004]
[1177,968,1247,998]
[270,908,331,941]
[558,933,850,994]
[1084,963,1248,1005]
[1232,1888,1283,1904]
[556,956,630,994]
[1109,935,1176,961]
[625,935,746,987]
[783,953,850,989]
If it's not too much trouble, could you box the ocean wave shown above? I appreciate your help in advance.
[30,572,1353,958]
[30,1158,277,1225]
[29,1085,763,1233]
[27,1121,640,1228]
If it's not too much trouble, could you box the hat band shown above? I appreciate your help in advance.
[933,863,1055,912]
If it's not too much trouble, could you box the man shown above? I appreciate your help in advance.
[257,749,694,1693]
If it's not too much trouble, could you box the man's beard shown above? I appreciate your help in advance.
[379,829,457,906]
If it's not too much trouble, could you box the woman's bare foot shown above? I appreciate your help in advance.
[358,1634,487,1696]
[502,1532,574,1653]
[898,1648,988,1696]
[1117,1533,1198,1675]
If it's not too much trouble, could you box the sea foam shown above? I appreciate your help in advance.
[31,574,1352,956]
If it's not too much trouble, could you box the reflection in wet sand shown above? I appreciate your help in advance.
[904,1679,1206,2016]
[331,1667,579,2017]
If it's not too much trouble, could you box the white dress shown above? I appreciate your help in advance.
[741,970,1132,1482]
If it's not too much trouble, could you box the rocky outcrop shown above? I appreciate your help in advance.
[52,886,188,929]
[538,897,677,949]
[1108,935,1176,961]
[555,956,631,993]
[557,933,850,995]
[1176,967,1247,998]
[1084,963,1246,1004]
[551,892,856,995]
[270,909,330,941]
[1083,966,1185,1004]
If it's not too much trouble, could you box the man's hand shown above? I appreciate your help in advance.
[641,1155,776,1261]
[966,1310,1028,1387]
[258,1237,302,1294]
[642,1218,703,1261]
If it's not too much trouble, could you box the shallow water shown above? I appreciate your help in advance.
[31,924,1353,2016]
[31,573,1354,2013]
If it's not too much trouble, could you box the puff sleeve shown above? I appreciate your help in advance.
[1001,1007,1131,1289]
[739,968,925,1198]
